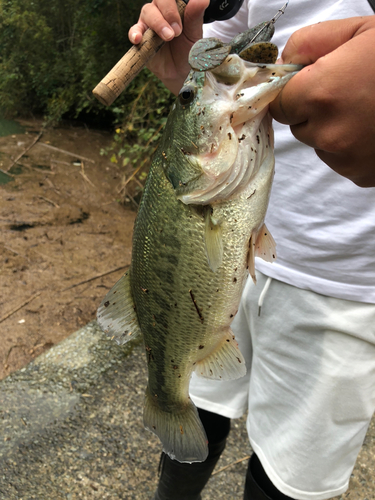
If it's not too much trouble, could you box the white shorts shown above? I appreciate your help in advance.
[189,272,375,500]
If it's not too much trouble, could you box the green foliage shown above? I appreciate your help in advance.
[0,0,145,120]
[0,0,176,201]
[101,69,175,202]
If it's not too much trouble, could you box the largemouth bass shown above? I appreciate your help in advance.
[97,32,300,463]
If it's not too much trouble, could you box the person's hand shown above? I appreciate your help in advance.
[129,0,209,95]
[270,16,375,188]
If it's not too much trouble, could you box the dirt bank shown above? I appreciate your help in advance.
[0,118,136,379]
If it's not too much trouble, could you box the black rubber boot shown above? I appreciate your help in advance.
[153,409,230,500]
[244,454,294,500]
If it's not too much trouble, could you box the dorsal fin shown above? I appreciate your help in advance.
[97,271,142,345]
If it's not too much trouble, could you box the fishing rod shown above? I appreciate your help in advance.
[92,0,289,106]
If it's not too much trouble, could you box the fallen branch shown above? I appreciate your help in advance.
[3,341,50,370]
[22,164,56,175]
[118,126,161,194]
[38,196,60,208]
[3,244,30,263]
[62,265,130,291]
[119,162,144,192]
[0,167,15,178]
[50,159,73,167]
[80,161,96,188]
[38,143,95,163]
[0,291,42,325]
[124,191,139,208]
[3,245,20,256]
[212,455,251,476]
[4,344,29,369]
[6,130,44,172]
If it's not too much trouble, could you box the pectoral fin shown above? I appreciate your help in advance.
[195,328,246,380]
[204,208,223,272]
[97,271,142,345]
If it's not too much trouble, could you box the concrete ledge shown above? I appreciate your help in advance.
[0,322,374,499]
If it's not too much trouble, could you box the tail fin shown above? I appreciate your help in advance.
[143,388,208,463]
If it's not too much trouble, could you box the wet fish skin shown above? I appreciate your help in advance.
[97,54,300,463]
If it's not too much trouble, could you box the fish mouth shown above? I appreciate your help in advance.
[177,55,300,205]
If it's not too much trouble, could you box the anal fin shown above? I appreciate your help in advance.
[97,271,141,345]
[195,329,246,380]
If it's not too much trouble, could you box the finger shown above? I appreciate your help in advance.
[152,0,184,35]
[280,17,366,66]
[314,149,375,188]
[184,0,209,22]
[269,63,315,126]
[180,0,209,42]
[128,20,149,45]
[129,1,182,44]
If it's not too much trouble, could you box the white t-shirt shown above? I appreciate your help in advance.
[203,0,375,304]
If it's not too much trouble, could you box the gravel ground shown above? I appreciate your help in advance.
[0,322,374,499]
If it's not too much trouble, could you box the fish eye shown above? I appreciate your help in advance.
[178,85,196,106]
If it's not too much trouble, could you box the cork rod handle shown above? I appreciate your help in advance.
[92,0,187,106]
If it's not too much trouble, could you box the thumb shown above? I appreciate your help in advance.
[280,17,366,65]
[182,0,210,42]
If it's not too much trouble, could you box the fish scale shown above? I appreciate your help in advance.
[132,155,254,460]
[132,154,251,357]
